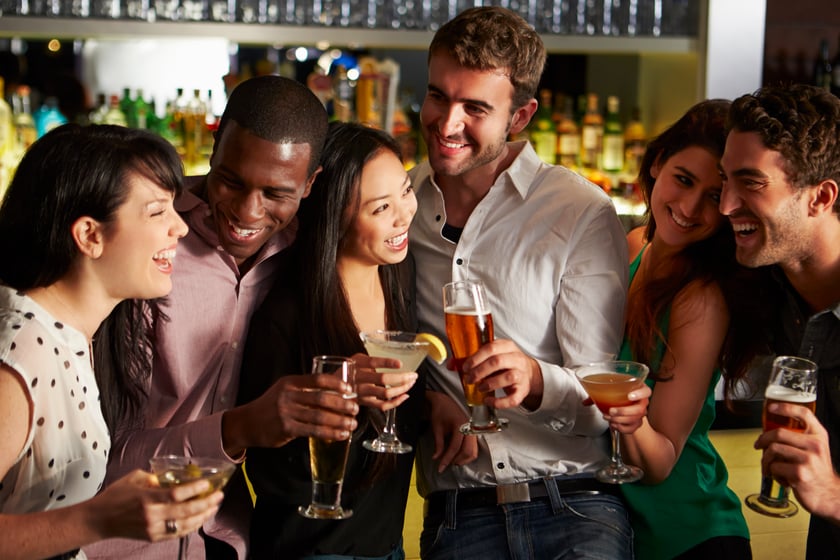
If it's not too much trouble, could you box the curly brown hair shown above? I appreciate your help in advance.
[728,84,840,214]
[428,6,546,111]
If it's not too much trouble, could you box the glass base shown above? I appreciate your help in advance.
[298,504,353,519]
[595,463,644,484]
[745,493,798,518]
[459,417,509,435]
[362,437,413,454]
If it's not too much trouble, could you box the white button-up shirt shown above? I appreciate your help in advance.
[410,141,628,494]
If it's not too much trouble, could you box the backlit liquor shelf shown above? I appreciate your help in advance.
[0,16,698,52]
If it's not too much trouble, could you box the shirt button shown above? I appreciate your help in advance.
[435,214,442,222]
[231,341,238,350]
[216,245,224,251]
[456,258,463,265]
[497,462,505,469]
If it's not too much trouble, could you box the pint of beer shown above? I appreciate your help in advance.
[299,355,355,520]
[444,309,494,407]
[442,280,508,434]
[745,355,818,518]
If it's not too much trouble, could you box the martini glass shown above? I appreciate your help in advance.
[360,330,430,454]
[576,360,649,484]
[149,455,236,560]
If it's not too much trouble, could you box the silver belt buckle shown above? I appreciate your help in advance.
[496,482,531,504]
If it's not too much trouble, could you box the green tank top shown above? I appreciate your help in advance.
[619,247,749,559]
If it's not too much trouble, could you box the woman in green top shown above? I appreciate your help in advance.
[608,100,772,559]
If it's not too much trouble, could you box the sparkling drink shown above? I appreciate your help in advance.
[444,308,494,407]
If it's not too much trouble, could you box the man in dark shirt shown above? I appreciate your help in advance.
[719,83,840,558]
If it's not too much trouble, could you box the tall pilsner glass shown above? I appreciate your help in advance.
[745,355,818,518]
[442,280,508,435]
[299,355,356,520]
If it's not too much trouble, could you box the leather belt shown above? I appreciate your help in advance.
[426,477,620,515]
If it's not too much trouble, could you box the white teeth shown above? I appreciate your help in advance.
[440,138,465,149]
[732,223,758,233]
[153,249,176,261]
[386,232,408,246]
[669,208,694,228]
[232,225,261,237]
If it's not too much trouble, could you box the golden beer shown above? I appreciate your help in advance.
[444,308,494,407]
[763,385,817,433]
[309,437,351,484]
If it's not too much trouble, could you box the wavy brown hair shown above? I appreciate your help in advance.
[626,100,772,401]
[428,6,546,110]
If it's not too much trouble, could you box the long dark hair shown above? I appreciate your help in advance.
[294,122,413,479]
[626,100,770,399]
[0,123,184,431]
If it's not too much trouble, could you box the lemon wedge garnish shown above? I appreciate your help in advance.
[416,333,447,364]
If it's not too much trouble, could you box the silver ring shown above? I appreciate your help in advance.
[165,519,177,534]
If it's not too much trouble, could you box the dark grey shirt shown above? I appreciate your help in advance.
[771,271,840,559]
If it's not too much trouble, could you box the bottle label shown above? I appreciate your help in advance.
[602,135,625,172]
[558,134,581,156]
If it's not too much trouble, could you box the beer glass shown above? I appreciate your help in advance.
[299,355,356,520]
[442,280,508,435]
[745,355,818,518]
[576,360,649,484]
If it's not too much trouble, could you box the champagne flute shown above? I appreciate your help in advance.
[576,360,649,484]
[745,355,818,518]
[299,355,356,520]
[360,330,429,454]
[442,279,508,435]
[149,455,236,560]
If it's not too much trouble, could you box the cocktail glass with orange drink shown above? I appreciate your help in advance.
[576,360,649,484]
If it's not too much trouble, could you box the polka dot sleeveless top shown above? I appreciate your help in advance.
[0,286,110,514]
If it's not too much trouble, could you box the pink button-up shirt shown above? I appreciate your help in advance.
[85,184,295,560]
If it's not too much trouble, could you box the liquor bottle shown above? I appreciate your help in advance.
[0,77,13,196]
[623,105,646,179]
[530,89,558,164]
[332,64,355,123]
[814,39,833,91]
[133,88,150,130]
[601,95,624,174]
[34,97,68,138]
[103,94,127,126]
[11,85,37,154]
[555,94,580,169]
[579,92,603,170]
[120,87,137,128]
[89,93,108,125]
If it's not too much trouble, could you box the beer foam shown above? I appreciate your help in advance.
[444,306,485,316]
[765,384,816,403]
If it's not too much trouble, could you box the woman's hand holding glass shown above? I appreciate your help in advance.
[85,469,223,542]
[353,353,418,412]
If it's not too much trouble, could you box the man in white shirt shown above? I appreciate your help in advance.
[409,7,637,559]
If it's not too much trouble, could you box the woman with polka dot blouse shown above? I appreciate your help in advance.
[0,124,222,559]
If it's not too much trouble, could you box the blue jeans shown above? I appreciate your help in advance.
[420,487,633,560]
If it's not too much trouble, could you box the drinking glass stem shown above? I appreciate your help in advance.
[610,429,626,468]
[381,408,398,441]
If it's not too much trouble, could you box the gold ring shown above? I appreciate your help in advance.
[165,519,177,534]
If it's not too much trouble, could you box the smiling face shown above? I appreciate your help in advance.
[99,172,189,300]
[205,121,318,270]
[338,149,417,268]
[649,145,725,251]
[719,130,813,269]
[420,51,533,182]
